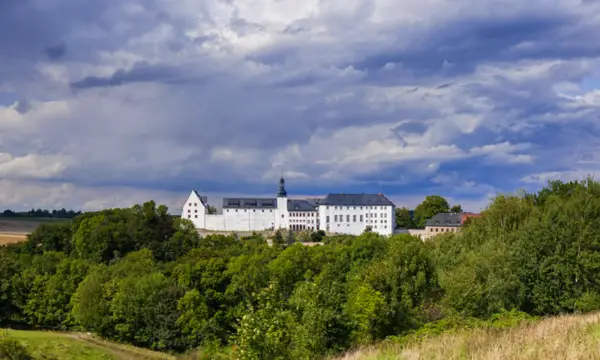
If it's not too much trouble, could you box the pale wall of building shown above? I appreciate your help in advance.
[183,189,397,237]
[408,229,427,239]
[205,214,225,230]
[182,191,207,229]
[288,211,318,230]
[222,208,275,231]
[424,225,460,239]
[318,204,394,236]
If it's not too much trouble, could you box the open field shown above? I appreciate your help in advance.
[0,233,27,245]
[334,312,600,360]
[0,218,70,245]
[2,329,175,360]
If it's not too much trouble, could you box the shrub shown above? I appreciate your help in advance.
[0,336,32,360]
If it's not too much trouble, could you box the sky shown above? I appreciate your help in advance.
[1,0,600,214]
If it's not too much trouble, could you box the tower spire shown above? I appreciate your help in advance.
[277,175,287,197]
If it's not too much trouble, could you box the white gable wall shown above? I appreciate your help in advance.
[182,191,206,228]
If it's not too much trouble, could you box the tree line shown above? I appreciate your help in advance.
[395,195,463,229]
[1,179,600,359]
[0,208,82,219]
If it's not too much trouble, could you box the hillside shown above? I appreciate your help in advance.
[1,330,174,360]
[334,312,600,360]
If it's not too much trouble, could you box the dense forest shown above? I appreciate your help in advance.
[1,178,600,359]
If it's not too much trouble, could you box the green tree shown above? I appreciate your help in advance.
[450,204,463,213]
[414,195,450,228]
[0,250,19,326]
[25,222,72,255]
[21,258,90,328]
[395,207,414,228]
[234,282,295,360]
[287,281,349,359]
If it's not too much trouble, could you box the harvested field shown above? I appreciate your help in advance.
[0,232,27,245]
[0,219,57,245]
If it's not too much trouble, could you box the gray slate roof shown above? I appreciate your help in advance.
[425,213,462,227]
[223,198,277,209]
[193,190,208,206]
[305,198,322,207]
[319,193,395,206]
[287,199,317,212]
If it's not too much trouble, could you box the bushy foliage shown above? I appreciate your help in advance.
[0,332,32,360]
[433,178,600,317]
[2,179,600,359]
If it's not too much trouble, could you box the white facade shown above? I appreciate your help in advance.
[181,179,396,236]
[318,203,395,236]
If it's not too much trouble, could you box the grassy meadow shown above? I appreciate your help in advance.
[333,312,600,360]
[1,329,174,360]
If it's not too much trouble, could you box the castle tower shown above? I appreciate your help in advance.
[275,177,288,229]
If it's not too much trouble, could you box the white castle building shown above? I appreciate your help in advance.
[181,177,396,236]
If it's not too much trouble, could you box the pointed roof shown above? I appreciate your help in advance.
[277,177,287,197]
[192,190,208,206]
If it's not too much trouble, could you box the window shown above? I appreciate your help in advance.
[334,215,338,222]
[326,216,330,223]
[353,215,356,222]
[195,215,198,218]
[360,215,363,222]
[346,215,350,222]
[188,203,191,206]
[194,203,197,206]
[354,206,356,209]
[326,206,329,210]
[281,214,284,218]
[188,209,191,213]
[194,209,197,213]
[187,215,191,218]
[374,213,377,218]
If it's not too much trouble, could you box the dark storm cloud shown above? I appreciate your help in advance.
[70,62,184,89]
[353,13,593,75]
[45,44,67,60]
